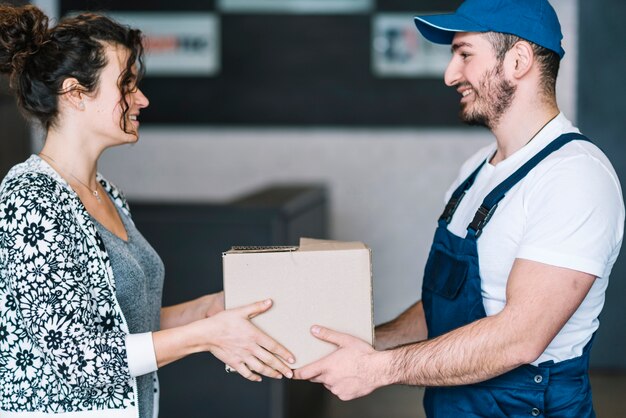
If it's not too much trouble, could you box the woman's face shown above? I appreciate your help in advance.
[84,43,149,147]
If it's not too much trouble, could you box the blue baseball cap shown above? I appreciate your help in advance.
[414,0,565,59]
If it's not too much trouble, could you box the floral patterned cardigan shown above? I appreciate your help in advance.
[0,155,139,417]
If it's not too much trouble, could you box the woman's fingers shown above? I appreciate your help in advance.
[237,321,293,377]
[243,355,283,380]
[234,300,296,370]
[254,331,295,369]
[231,361,261,382]
[209,299,296,379]
[251,349,283,379]
[252,346,293,379]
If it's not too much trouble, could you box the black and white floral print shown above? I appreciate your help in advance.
[0,156,136,414]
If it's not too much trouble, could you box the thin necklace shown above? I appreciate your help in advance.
[525,112,560,146]
[491,112,560,164]
[38,152,102,203]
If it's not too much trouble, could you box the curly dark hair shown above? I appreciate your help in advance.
[0,4,144,133]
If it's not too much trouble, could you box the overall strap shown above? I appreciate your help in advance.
[467,133,592,238]
[440,159,488,224]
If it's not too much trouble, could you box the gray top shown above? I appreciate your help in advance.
[92,204,165,418]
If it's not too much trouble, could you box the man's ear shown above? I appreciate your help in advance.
[59,77,86,111]
[509,41,534,79]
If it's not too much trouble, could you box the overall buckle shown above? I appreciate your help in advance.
[468,204,498,238]
[439,192,465,223]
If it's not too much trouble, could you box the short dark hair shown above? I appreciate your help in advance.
[483,32,560,98]
[0,4,144,133]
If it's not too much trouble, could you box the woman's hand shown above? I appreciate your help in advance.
[154,298,294,382]
[200,299,295,382]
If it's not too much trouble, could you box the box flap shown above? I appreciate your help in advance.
[225,245,298,254]
[299,237,367,251]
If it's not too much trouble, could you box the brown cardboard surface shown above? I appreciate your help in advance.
[223,238,373,369]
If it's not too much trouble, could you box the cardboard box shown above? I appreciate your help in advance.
[223,238,373,369]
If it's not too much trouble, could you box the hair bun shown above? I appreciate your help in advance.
[0,5,49,76]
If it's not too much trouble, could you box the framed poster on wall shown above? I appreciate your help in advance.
[107,12,221,77]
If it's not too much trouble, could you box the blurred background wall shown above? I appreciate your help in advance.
[4,0,620,372]
[32,0,578,324]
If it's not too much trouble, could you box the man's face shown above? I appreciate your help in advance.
[444,32,516,129]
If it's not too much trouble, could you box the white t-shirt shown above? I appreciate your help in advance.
[444,113,625,365]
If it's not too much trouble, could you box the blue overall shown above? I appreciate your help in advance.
[421,133,595,417]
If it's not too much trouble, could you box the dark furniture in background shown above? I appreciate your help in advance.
[131,184,328,418]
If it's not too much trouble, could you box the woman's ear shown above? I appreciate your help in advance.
[59,77,86,111]
[510,40,534,79]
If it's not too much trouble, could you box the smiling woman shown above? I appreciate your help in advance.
[82,44,149,148]
[0,5,294,418]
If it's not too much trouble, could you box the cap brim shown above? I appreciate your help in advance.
[414,14,487,45]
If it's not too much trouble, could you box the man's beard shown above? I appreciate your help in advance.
[459,62,516,129]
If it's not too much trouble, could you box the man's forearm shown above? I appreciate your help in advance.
[294,307,540,400]
[296,261,595,401]
[376,260,596,388]
[375,301,428,350]
[381,310,534,387]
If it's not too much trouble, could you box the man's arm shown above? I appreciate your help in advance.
[295,258,595,400]
[388,259,594,385]
[375,301,428,350]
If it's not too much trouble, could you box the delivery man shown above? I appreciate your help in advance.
[294,0,625,416]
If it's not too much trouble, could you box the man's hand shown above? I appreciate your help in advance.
[293,325,390,401]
